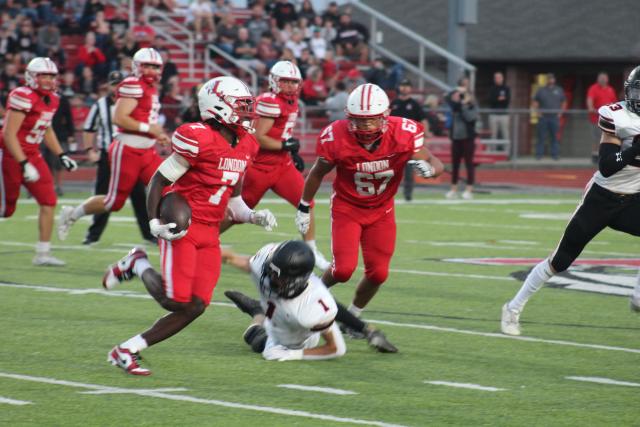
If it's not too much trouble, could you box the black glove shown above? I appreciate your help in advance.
[282,138,300,152]
[291,151,305,172]
[59,153,78,171]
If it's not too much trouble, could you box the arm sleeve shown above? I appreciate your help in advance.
[301,323,346,361]
[598,142,640,178]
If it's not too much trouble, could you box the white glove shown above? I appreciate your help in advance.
[408,159,435,178]
[21,160,40,182]
[59,153,78,171]
[250,209,277,231]
[262,345,304,361]
[149,218,187,241]
[295,209,310,235]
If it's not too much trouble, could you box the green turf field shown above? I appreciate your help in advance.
[1,190,639,426]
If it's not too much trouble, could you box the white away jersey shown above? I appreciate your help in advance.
[249,243,337,349]
[594,101,640,193]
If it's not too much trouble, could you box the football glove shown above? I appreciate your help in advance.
[295,202,311,235]
[263,345,304,361]
[282,137,300,152]
[291,151,305,172]
[250,209,277,231]
[408,159,435,178]
[20,160,40,182]
[149,218,187,241]
[59,153,78,172]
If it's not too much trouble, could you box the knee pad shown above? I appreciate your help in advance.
[365,268,388,286]
[332,266,355,283]
[243,324,267,353]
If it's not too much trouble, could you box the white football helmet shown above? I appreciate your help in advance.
[198,76,256,133]
[25,57,58,91]
[268,60,301,100]
[345,83,390,143]
[132,48,163,82]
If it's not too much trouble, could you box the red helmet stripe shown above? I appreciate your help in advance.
[360,84,366,110]
[366,84,372,110]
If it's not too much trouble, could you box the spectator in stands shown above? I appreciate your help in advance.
[0,24,18,65]
[324,80,348,122]
[160,48,179,90]
[80,0,104,32]
[344,67,365,92]
[309,27,326,60]
[58,71,76,98]
[131,14,156,49]
[256,31,279,70]
[586,71,617,163]
[424,94,446,137]
[41,94,75,196]
[77,32,107,80]
[180,83,201,123]
[301,66,327,105]
[161,82,183,130]
[532,73,566,160]
[233,27,266,73]
[77,65,99,103]
[297,47,314,78]
[298,16,312,40]
[19,0,39,23]
[0,62,20,103]
[271,0,297,30]
[365,58,402,91]
[246,4,270,45]
[487,71,511,142]
[16,18,37,63]
[215,13,238,54]
[320,16,336,46]
[298,0,316,23]
[322,1,340,26]
[188,0,215,42]
[91,10,111,49]
[278,21,294,44]
[390,79,429,201]
[279,46,296,62]
[285,29,308,59]
[334,13,369,63]
[445,77,478,200]
[320,49,337,82]
[211,0,231,24]
[36,20,60,56]
[121,31,140,58]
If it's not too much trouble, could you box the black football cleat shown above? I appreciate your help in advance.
[224,290,264,317]
[366,329,398,353]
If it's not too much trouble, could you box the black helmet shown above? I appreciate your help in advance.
[624,66,640,114]
[263,241,315,299]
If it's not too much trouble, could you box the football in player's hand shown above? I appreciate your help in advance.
[159,192,192,233]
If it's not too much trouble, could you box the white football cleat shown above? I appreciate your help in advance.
[57,206,76,241]
[501,303,521,336]
[32,253,66,266]
[445,190,458,200]
[313,248,331,271]
[102,247,148,290]
[107,346,151,376]
[630,295,640,312]
[462,190,473,200]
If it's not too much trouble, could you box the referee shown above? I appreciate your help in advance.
[389,79,430,201]
[82,70,154,245]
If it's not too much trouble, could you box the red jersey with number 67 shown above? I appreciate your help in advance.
[169,122,259,225]
[317,115,424,209]
[0,86,59,155]
[253,92,298,166]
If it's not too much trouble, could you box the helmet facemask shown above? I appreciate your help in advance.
[626,85,640,115]
[272,76,301,101]
[266,261,312,299]
[347,112,389,144]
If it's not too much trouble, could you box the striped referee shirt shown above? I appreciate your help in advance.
[83,95,115,150]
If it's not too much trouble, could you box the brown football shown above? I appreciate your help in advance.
[158,192,192,233]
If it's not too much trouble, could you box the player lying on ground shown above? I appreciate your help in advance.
[295,83,444,323]
[101,76,276,375]
[501,65,640,336]
[224,241,397,360]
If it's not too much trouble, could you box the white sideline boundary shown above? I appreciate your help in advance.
[0,372,406,427]
[425,381,505,392]
[2,282,640,355]
[278,384,357,395]
[565,376,640,387]
[0,396,32,405]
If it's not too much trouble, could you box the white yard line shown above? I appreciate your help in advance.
[368,320,640,355]
[565,376,640,387]
[0,241,160,256]
[0,372,406,427]
[0,396,32,405]
[2,282,639,355]
[277,384,357,395]
[424,381,505,392]
[80,387,189,395]
[385,268,516,282]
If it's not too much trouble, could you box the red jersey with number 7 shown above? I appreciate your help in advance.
[252,92,298,166]
[169,122,259,225]
[0,86,59,155]
[316,115,424,209]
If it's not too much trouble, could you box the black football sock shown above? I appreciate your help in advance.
[336,301,367,332]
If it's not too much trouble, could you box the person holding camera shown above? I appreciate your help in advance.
[445,77,478,200]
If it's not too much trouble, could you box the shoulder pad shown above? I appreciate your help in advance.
[118,77,144,98]
[171,123,202,158]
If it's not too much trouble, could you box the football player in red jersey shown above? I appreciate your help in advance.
[220,61,331,270]
[0,57,78,266]
[101,76,277,375]
[296,83,444,321]
[58,48,170,241]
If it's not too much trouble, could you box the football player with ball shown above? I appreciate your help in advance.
[101,76,277,375]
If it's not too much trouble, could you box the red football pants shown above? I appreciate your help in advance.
[241,158,306,208]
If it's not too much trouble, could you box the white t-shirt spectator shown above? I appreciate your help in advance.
[309,35,326,60]
[285,39,308,59]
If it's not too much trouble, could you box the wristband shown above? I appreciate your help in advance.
[138,122,150,133]
[19,159,27,170]
[297,200,310,213]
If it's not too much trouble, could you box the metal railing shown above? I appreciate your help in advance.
[349,0,476,92]
[144,8,194,79]
[204,45,258,95]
